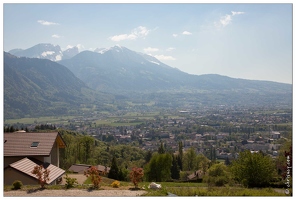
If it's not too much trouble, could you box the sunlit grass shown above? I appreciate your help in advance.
[4,181,287,196]
[4,116,75,125]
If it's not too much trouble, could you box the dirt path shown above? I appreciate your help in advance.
[4,174,147,197]
[4,189,147,197]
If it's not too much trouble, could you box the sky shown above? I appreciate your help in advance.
[2,2,293,84]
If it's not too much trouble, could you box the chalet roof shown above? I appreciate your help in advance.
[187,170,204,180]
[4,132,66,157]
[68,164,111,174]
[9,157,65,184]
[97,165,110,173]
[68,164,91,173]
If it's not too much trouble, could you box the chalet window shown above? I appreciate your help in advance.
[31,142,39,147]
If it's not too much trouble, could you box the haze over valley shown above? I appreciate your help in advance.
[4,43,292,119]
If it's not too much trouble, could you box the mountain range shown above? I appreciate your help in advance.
[8,43,79,62]
[4,52,108,118]
[5,43,292,119]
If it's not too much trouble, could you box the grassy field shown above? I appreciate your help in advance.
[4,111,161,127]
[4,116,76,125]
[82,177,287,196]
[4,179,288,196]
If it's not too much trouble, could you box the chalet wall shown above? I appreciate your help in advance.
[51,141,58,166]
[4,167,37,185]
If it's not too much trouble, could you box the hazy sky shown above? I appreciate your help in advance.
[3,3,293,84]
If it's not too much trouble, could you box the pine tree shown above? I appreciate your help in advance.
[108,156,119,180]
[158,142,165,154]
[178,141,183,170]
[9,126,15,132]
[224,157,231,165]
[171,154,180,179]
[145,150,153,163]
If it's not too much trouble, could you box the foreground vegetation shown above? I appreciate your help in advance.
[4,182,287,196]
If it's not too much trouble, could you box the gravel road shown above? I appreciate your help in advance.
[4,174,147,197]
[4,189,147,197]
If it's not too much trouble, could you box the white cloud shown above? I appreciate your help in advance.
[220,14,232,27]
[66,45,74,49]
[173,34,178,37]
[109,34,136,42]
[182,31,192,35]
[144,47,159,53]
[109,26,151,42]
[216,11,245,28]
[37,20,59,26]
[231,11,245,16]
[52,34,61,38]
[65,44,84,50]
[76,44,84,50]
[132,26,150,37]
[166,47,176,51]
[154,54,176,61]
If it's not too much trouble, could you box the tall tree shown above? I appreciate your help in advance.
[196,153,210,174]
[145,153,172,182]
[108,156,119,180]
[171,154,180,180]
[178,141,183,170]
[183,147,197,171]
[158,142,165,154]
[145,150,153,163]
[80,135,95,163]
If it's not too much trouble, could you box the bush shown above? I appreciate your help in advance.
[31,164,50,188]
[64,174,78,189]
[130,167,144,188]
[12,180,23,190]
[111,180,120,188]
[203,163,233,187]
[84,166,102,189]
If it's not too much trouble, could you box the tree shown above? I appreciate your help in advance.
[183,147,197,171]
[9,126,15,133]
[178,141,183,170]
[158,142,165,154]
[129,167,144,188]
[145,150,153,164]
[203,163,233,187]
[196,153,210,174]
[145,153,172,182]
[84,166,102,189]
[108,156,119,180]
[80,136,94,163]
[275,132,292,181]
[224,157,231,166]
[31,165,50,188]
[171,154,180,180]
[231,150,277,187]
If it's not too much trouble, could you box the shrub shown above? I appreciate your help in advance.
[203,163,233,187]
[31,165,50,188]
[84,166,102,189]
[111,180,120,188]
[64,174,78,189]
[12,180,23,190]
[130,167,144,188]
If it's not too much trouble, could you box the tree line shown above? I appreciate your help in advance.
[58,128,291,189]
